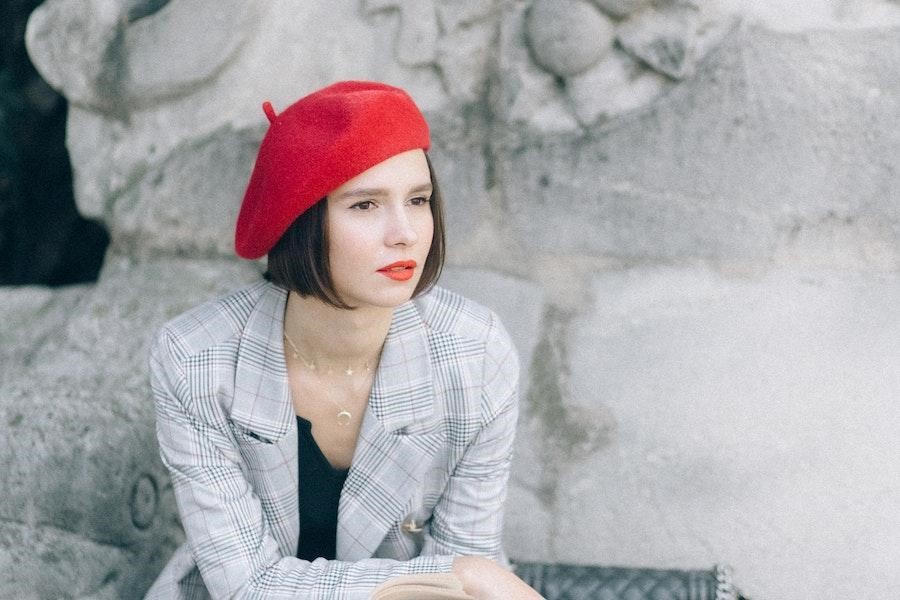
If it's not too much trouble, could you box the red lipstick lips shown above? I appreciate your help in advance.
[378,260,417,282]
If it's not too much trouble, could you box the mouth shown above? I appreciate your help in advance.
[377,260,417,282]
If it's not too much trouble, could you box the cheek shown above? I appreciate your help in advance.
[419,213,435,246]
[329,224,376,271]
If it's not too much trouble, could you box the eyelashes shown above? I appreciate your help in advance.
[349,197,431,211]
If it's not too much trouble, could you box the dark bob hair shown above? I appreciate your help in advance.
[264,154,445,309]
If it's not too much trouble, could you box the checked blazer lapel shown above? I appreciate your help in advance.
[230,282,298,558]
[336,300,445,560]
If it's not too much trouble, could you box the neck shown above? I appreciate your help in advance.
[282,291,395,365]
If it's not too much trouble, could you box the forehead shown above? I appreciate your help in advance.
[330,149,430,198]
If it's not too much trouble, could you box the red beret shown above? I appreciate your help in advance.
[234,81,431,259]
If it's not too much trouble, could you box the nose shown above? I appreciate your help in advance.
[385,205,418,247]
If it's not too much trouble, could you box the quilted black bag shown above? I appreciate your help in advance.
[512,562,746,600]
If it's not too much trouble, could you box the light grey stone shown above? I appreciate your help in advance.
[26,0,264,112]
[590,0,650,19]
[566,48,668,126]
[503,480,553,562]
[499,26,900,263]
[425,113,490,251]
[435,0,497,31]
[25,0,124,111]
[364,0,439,68]
[506,304,615,562]
[0,285,89,376]
[494,3,579,132]
[0,257,259,597]
[525,0,615,78]
[59,0,453,226]
[109,124,263,259]
[435,19,497,103]
[0,522,128,599]
[431,0,500,102]
[121,0,264,105]
[557,267,900,599]
[616,2,702,79]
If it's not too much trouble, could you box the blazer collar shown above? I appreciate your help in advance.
[367,299,436,433]
[228,283,443,559]
[230,282,294,442]
[230,283,437,440]
[338,299,445,559]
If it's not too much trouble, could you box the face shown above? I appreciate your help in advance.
[325,149,434,310]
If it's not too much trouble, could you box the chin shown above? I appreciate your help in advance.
[342,286,419,310]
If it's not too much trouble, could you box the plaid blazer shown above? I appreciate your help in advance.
[144,281,519,599]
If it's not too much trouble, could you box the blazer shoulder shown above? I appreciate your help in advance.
[416,286,518,424]
[415,285,517,372]
[415,285,500,342]
[153,280,269,361]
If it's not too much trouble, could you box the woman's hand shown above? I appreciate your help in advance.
[452,556,544,600]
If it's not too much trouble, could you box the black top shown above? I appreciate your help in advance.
[296,415,350,561]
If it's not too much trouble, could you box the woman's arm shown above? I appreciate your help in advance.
[150,328,454,600]
[423,313,543,598]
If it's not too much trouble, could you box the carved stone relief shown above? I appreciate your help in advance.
[363,0,501,103]
[8,1,900,598]
[26,0,267,113]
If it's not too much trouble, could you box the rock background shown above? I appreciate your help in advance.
[2,0,898,598]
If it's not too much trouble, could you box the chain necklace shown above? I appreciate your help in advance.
[283,330,375,426]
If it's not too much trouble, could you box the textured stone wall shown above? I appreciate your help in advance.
[3,1,899,598]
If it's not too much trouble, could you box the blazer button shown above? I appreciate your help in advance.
[400,517,423,534]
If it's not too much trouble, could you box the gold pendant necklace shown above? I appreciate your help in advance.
[283,331,373,426]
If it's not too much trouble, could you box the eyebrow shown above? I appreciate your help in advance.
[336,182,433,200]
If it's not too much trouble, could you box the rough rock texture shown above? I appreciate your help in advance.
[497,27,900,267]
[110,124,263,259]
[7,0,900,598]
[26,0,265,112]
[617,3,703,79]
[0,258,259,599]
[525,0,615,78]
[559,267,900,600]
[590,0,650,20]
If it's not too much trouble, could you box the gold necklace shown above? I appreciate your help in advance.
[283,331,374,426]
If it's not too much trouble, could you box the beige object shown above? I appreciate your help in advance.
[370,573,475,600]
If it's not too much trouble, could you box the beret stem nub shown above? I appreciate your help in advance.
[262,101,277,124]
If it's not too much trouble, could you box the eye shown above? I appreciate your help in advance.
[409,196,431,207]
[350,200,376,210]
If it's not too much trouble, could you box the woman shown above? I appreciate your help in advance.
[145,81,541,599]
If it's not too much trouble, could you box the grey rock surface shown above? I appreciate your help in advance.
[590,0,650,19]
[364,0,439,68]
[26,0,264,112]
[566,50,667,126]
[525,0,615,78]
[499,26,900,266]
[0,258,260,598]
[559,267,900,599]
[424,112,491,253]
[9,1,900,598]
[0,285,89,373]
[616,3,703,79]
[110,123,263,259]
[494,2,579,132]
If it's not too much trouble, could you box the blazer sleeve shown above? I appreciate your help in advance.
[150,328,454,600]
[420,312,520,564]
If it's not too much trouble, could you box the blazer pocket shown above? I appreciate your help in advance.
[232,422,276,445]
